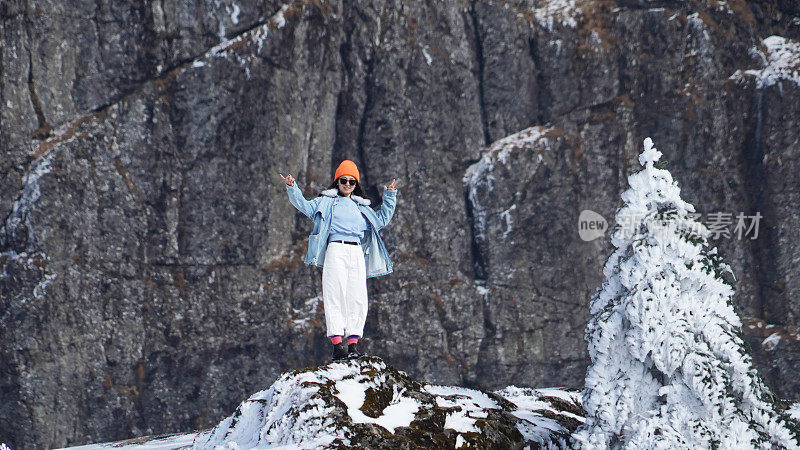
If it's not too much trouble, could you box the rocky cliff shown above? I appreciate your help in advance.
[1,0,799,448]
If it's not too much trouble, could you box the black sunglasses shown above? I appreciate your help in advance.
[338,178,357,186]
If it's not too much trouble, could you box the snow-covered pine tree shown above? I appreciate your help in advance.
[572,138,800,449]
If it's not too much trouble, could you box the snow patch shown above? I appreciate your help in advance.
[496,386,583,446]
[422,47,433,66]
[334,379,420,433]
[762,332,781,351]
[0,132,63,299]
[271,4,288,29]
[500,204,516,239]
[424,384,499,433]
[193,4,291,72]
[530,0,580,30]
[33,271,57,299]
[2,146,55,247]
[733,35,800,88]
[214,1,242,39]
[687,12,710,40]
[230,3,241,25]
[290,295,322,328]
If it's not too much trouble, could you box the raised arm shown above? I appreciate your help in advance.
[374,179,398,230]
[280,173,321,219]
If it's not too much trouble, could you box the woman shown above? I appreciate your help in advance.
[279,160,398,361]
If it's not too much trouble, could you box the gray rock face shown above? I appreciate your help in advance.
[1,0,799,448]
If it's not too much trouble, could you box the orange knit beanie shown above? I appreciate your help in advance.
[334,160,360,184]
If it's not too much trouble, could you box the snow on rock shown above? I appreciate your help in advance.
[731,35,800,88]
[762,332,782,351]
[334,375,420,433]
[499,204,517,239]
[496,386,584,448]
[464,126,555,243]
[1,140,56,251]
[289,295,324,330]
[0,121,70,300]
[530,0,581,30]
[58,358,583,449]
[574,138,800,449]
[188,4,293,77]
[229,3,241,25]
[422,46,433,65]
[188,356,583,449]
[744,317,800,351]
[424,384,500,433]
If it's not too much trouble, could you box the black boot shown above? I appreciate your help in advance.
[332,342,348,361]
[347,342,364,359]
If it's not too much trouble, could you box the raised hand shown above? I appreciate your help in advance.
[279,173,295,186]
[383,179,397,190]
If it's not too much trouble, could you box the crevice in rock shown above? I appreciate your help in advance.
[468,2,491,146]
[463,184,487,283]
[27,40,50,139]
[467,280,496,392]
[355,56,378,201]
[528,36,547,126]
[330,42,350,174]
[176,165,187,260]
[740,87,783,324]
[460,153,492,388]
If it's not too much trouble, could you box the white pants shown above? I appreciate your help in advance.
[322,242,369,338]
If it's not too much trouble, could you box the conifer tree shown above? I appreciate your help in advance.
[573,138,800,449]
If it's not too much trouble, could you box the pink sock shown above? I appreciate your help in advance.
[347,335,359,345]
[330,335,343,345]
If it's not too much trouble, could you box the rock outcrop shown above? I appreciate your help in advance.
[1,0,799,447]
[194,356,584,449]
[52,357,584,449]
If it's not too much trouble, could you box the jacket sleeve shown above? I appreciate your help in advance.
[374,188,398,230]
[286,182,321,219]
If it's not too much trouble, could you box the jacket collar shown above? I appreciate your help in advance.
[321,188,371,206]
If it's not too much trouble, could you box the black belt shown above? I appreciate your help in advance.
[330,240,359,245]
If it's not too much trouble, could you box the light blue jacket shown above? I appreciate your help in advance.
[286,183,398,278]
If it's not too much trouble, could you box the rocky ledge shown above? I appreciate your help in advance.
[191,356,584,449]
[58,356,565,449]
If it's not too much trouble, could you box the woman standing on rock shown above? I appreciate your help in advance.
[279,160,398,361]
